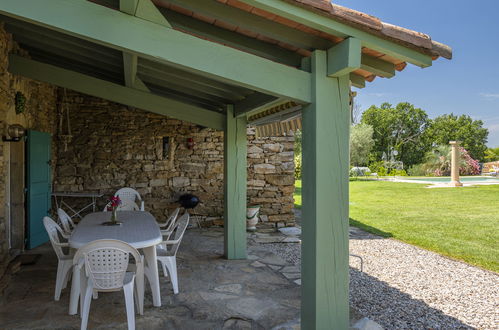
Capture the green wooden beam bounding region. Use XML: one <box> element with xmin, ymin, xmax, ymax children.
<box><xmin>361</xmin><ymin>55</ymin><xmax>395</xmax><ymax>78</ymax></box>
<box><xmin>327</xmin><ymin>38</ymin><xmax>361</xmax><ymax>77</ymax></box>
<box><xmin>301</xmin><ymin>51</ymin><xmax>350</xmax><ymax>329</ymax></box>
<box><xmin>138</xmin><ymin>66</ymin><xmax>243</xmax><ymax>101</ymax></box>
<box><xmin>134</xmin><ymin>0</ymin><xmax>171</xmax><ymax>27</ymax></box>
<box><xmin>3</xmin><ymin>20</ymin><xmax>122</xmax><ymax>61</ymax></box>
<box><xmin>119</xmin><ymin>0</ymin><xmax>138</xmax><ymax>15</ymax></box>
<box><xmin>238</xmin><ymin>0</ymin><xmax>433</xmax><ymax>68</ymax></box>
<box><xmin>123</xmin><ymin>52</ymin><xmax>150</xmax><ymax>91</ymax></box>
<box><xmin>9</xmin><ymin>55</ymin><xmax>225</xmax><ymax>130</ymax></box>
<box><xmin>141</xmin><ymin>74</ymin><xmax>231</xmax><ymax>104</ymax></box>
<box><xmin>234</xmin><ymin>93</ymin><xmax>278</xmax><ymax>118</ymax></box>
<box><xmin>350</xmin><ymin>73</ymin><xmax>366</xmax><ymax>89</ymax></box>
<box><xmin>120</xmin><ymin>0</ymin><xmax>171</xmax><ymax>27</ymax></box>
<box><xmin>162</xmin><ymin>0</ymin><xmax>332</xmax><ymax>50</ymax></box>
<box><xmin>0</xmin><ymin>0</ymin><xmax>311</xmax><ymax>103</ymax></box>
<box><xmin>138</xmin><ymin>59</ymin><xmax>249</xmax><ymax>98</ymax></box>
<box><xmin>224</xmin><ymin>104</ymin><xmax>247</xmax><ymax>260</ymax></box>
<box><xmin>161</xmin><ymin>9</ymin><xmax>302</xmax><ymax>67</ymax></box>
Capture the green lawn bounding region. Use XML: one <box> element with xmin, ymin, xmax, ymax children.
<box><xmin>294</xmin><ymin>179</ymin><xmax>499</xmax><ymax>272</ymax></box>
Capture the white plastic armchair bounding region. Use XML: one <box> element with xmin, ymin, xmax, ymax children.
<box><xmin>115</xmin><ymin>188</ymin><xmax>144</xmax><ymax>211</ymax></box>
<box><xmin>156</xmin><ymin>213</ymin><xmax>189</xmax><ymax>294</ymax></box>
<box><xmin>73</xmin><ymin>239</ymin><xmax>144</xmax><ymax>330</ymax></box>
<box><xmin>159</xmin><ymin>208</ymin><xmax>180</xmax><ymax>234</ymax></box>
<box><xmin>57</xmin><ymin>208</ymin><xmax>76</xmax><ymax>235</ymax></box>
<box><xmin>43</xmin><ymin>217</ymin><xmax>74</xmax><ymax>301</ymax></box>
<box><xmin>103</xmin><ymin>199</ymin><xmax>140</xmax><ymax>212</ymax></box>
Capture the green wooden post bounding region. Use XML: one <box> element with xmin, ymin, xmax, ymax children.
<box><xmin>301</xmin><ymin>50</ymin><xmax>350</xmax><ymax>329</ymax></box>
<box><xmin>224</xmin><ymin>105</ymin><xmax>248</xmax><ymax>259</ymax></box>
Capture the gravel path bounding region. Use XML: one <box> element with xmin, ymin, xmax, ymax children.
<box><xmin>259</xmin><ymin>228</ymin><xmax>499</xmax><ymax>330</ymax></box>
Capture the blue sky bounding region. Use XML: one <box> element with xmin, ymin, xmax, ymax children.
<box><xmin>334</xmin><ymin>0</ymin><xmax>499</xmax><ymax>147</ymax></box>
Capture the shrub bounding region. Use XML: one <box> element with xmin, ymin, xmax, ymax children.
<box><xmin>294</xmin><ymin>152</ymin><xmax>302</xmax><ymax>180</ymax></box>
<box><xmin>388</xmin><ymin>169</ymin><xmax>408</xmax><ymax>176</ymax></box>
<box><xmin>407</xmin><ymin>164</ymin><xmax>428</xmax><ymax>176</ymax></box>
<box><xmin>377</xmin><ymin>166</ymin><xmax>388</xmax><ymax>176</ymax></box>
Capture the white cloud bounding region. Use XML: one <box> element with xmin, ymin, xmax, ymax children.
<box><xmin>366</xmin><ymin>92</ymin><xmax>390</xmax><ymax>97</ymax></box>
<box><xmin>480</xmin><ymin>93</ymin><xmax>499</xmax><ymax>99</ymax></box>
<box><xmin>487</xmin><ymin>123</ymin><xmax>499</xmax><ymax>133</ymax></box>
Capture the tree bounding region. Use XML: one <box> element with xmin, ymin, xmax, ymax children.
<box><xmin>361</xmin><ymin>102</ymin><xmax>430</xmax><ymax>167</ymax></box>
<box><xmin>484</xmin><ymin>147</ymin><xmax>499</xmax><ymax>162</ymax></box>
<box><xmin>423</xmin><ymin>145</ymin><xmax>480</xmax><ymax>176</ymax></box>
<box><xmin>350</xmin><ymin>123</ymin><xmax>374</xmax><ymax>166</ymax></box>
<box><xmin>425</xmin><ymin>114</ymin><xmax>489</xmax><ymax>161</ymax></box>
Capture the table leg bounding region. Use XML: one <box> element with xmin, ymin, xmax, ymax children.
<box><xmin>142</xmin><ymin>246</ymin><xmax>161</xmax><ymax>307</ymax></box>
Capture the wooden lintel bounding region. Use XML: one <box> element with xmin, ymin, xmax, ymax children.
<box><xmin>361</xmin><ymin>55</ymin><xmax>395</xmax><ymax>78</ymax></box>
<box><xmin>349</xmin><ymin>73</ymin><xmax>365</xmax><ymax>89</ymax></box>
<box><xmin>327</xmin><ymin>38</ymin><xmax>361</xmax><ymax>77</ymax></box>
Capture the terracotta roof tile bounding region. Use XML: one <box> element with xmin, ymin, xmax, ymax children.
<box><xmin>281</xmin><ymin>0</ymin><xmax>451</xmax><ymax>59</ymax></box>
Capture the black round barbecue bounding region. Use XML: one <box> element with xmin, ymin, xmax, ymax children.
<box><xmin>177</xmin><ymin>193</ymin><xmax>200</xmax><ymax>209</ymax></box>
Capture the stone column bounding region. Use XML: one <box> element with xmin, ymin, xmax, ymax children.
<box><xmin>449</xmin><ymin>141</ymin><xmax>463</xmax><ymax>187</ymax></box>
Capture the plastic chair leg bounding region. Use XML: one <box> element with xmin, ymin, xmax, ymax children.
<box><xmin>80</xmin><ymin>280</ymin><xmax>93</xmax><ymax>330</ymax></box>
<box><xmin>164</xmin><ymin>256</ymin><xmax>178</xmax><ymax>294</ymax></box>
<box><xmin>123</xmin><ymin>280</ymin><xmax>136</xmax><ymax>330</ymax></box>
<box><xmin>61</xmin><ymin>262</ymin><xmax>72</xmax><ymax>290</ymax></box>
<box><xmin>54</xmin><ymin>260</ymin><xmax>65</xmax><ymax>301</ymax></box>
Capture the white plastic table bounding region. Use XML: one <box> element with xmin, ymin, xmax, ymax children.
<box><xmin>68</xmin><ymin>211</ymin><xmax>162</xmax><ymax>315</ymax></box>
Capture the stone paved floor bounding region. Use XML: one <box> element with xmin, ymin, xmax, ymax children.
<box><xmin>0</xmin><ymin>228</ymin><xmax>368</xmax><ymax>330</ymax></box>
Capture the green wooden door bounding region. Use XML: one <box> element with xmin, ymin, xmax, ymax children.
<box><xmin>26</xmin><ymin>130</ymin><xmax>51</xmax><ymax>249</ymax></box>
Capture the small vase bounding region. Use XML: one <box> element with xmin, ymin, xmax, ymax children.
<box><xmin>111</xmin><ymin>208</ymin><xmax>118</xmax><ymax>224</ymax></box>
<box><xmin>246</xmin><ymin>205</ymin><xmax>260</xmax><ymax>232</ymax></box>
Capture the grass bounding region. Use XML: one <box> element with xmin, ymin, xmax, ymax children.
<box><xmin>294</xmin><ymin>179</ymin><xmax>499</xmax><ymax>272</ymax></box>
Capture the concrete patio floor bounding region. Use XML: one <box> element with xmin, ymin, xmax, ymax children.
<box><xmin>0</xmin><ymin>228</ymin><xmax>368</xmax><ymax>329</ymax></box>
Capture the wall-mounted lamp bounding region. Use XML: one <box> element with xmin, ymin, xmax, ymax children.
<box><xmin>3</xmin><ymin>124</ymin><xmax>26</xmax><ymax>142</ymax></box>
<box><xmin>186</xmin><ymin>137</ymin><xmax>195</xmax><ymax>150</ymax></box>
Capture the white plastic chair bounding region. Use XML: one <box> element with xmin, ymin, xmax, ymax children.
<box><xmin>43</xmin><ymin>216</ymin><xmax>74</xmax><ymax>301</ymax></box>
<box><xmin>156</xmin><ymin>213</ymin><xmax>189</xmax><ymax>294</ymax></box>
<box><xmin>57</xmin><ymin>208</ymin><xmax>76</xmax><ymax>235</ymax></box>
<box><xmin>159</xmin><ymin>207</ymin><xmax>180</xmax><ymax>234</ymax></box>
<box><xmin>114</xmin><ymin>188</ymin><xmax>144</xmax><ymax>211</ymax></box>
<box><xmin>73</xmin><ymin>239</ymin><xmax>144</xmax><ymax>330</ymax></box>
<box><xmin>103</xmin><ymin>199</ymin><xmax>140</xmax><ymax>212</ymax></box>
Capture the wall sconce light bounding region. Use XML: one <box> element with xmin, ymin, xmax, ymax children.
<box><xmin>186</xmin><ymin>137</ymin><xmax>195</xmax><ymax>150</ymax></box>
<box><xmin>3</xmin><ymin>124</ymin><xmax>26</xmax><ymax>142</ymax></box>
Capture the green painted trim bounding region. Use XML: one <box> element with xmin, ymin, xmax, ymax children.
<box><xmin>361</xmin><ymin>55</ymin><xmax>395</xmax><ymax>78</ymax></box>
<box><xmin>119</xmin><ymin>0</ymin><xmax>138</xmax><ymax>15</ymax></box>
<box><xmin>134</xmin><ymin>0</ymin><xmax>172</xmax><ymax>27</ymax></box>
<box><xmin>301</xmin><ymin>51</ymin><xmax>350</xmax><ymax>329</ymax></box>
<box><xmin>350</xmin><ymin>73</ymin><xmax>366</xmax><ymax>89</ymax></box>
<box><xmin>238</xmin><ymin>0</ymin><xmax>433</xmax><ymax>68</ymax></box>
<box><xmin>224</xmin><ymin>105</ymin><xmax>248</xmax><ymax>260</ymax></box>
<box><xmin>161</xmin><ymin>9</ymin><xmax>302</xmax><ymax>67</ymax></box>
<box><xmin>9</xmin><ymin>55</ymin><xmax>225</xmax><ymax>130</ymax></box>
<box><xmin>123</xmin><ymin>53</ymin><xmax>150</xmax><ymax>91</ymax></box>
<box><xmin>327</xmin><ymin>38</ymin><xmax>361</xmax><ymax>77</ymax></box>
<box><xmin>0</xmin><ymin>0</ymin><xmax>311</xmax><ymax>103</ymax></box>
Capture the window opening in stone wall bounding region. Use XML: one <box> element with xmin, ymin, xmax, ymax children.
<box><xmin>162</xmin><ymin>137</ymin><xmax>170</xmax><ymax>160</ymax></box>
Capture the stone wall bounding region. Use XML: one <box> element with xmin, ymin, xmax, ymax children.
<box><xmin>0</xmin><ymin>23</ymin><xmax>58</xmax><ymax>280</ymax></box>
<box><xmin>55</xmin><ymin>92</ymin><xmax>295</xmax><ymax>227</ymax></box>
